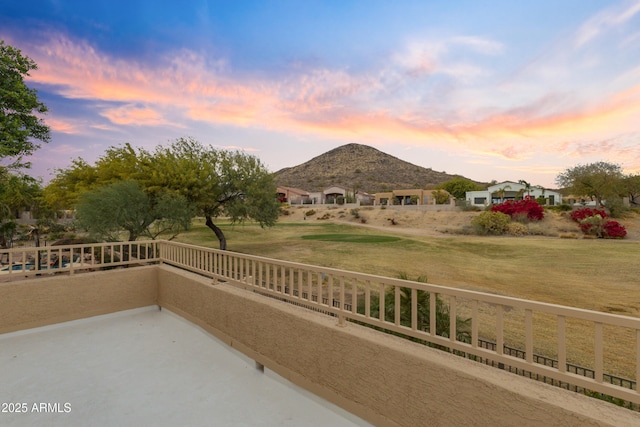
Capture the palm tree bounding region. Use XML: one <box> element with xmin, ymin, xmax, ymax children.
<box><xmin>518</xmin><ymin>180</ymin><xmax>532</xmax><ymax>197</ymax></box>
<box><xmin>494</xmin><ymin>185</ymin><xmax>511</xmax><ymax>203</ymax></box>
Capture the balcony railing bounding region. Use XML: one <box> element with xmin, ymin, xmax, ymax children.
<box><xmin>2</xmin><ymin>239</ymin><xmax>639</xmax><ymax>406</ymax></box>
<box><xmin>0</xmin><ymin>241</ymin><xmax>160</xmax><ymax>278</ymax></box>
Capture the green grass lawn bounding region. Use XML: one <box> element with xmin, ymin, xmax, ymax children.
<box><xmin>177</xmin><ymin>217</ymin><xmax>640</xmax><ymax>317</ymax></box>
<box><xmin>175</xmin><ymin>217</ymin><xmax>640</xmax><ymax>377</ymax></box>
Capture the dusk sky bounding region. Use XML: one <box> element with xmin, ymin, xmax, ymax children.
<box><xmin>2</xmin><ymin>0</ymin><xmax>640</xmax><ymax>188</ymax></box>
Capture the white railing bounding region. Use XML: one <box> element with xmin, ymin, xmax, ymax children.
<box><xmin>158</xmin><ymin>240</ymin><xmax>640</xmax><ymax>406</ymax></box>
<box><xmin>0</xmin><ymin>241</ymin><xmax>160</xmax><ymax>278</ymax></box>
<box><xmin>3</xmin><ymin>239</ymin><xmax>639</xmax><ymax>405</ymax></box>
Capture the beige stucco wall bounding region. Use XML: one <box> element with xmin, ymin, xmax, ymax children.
<box><xmin>156</xmin><ymin>266</ymin><xmax>640</xmax><ymax>427</ymax></box>
<box><xmin>2</xmin><ymin>265</ymin><xmax>639</xmax><ymax>426</ymax></box>
<box><xmin>0</xmin><ymin>266</ymin><xmax>157</xmax><ymax>334</ymax></box>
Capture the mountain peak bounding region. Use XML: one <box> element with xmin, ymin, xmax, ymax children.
<box><xmin>273</xmin><ymin>144</ymin><xmax>462</xmax><ymax>193</ymax></box>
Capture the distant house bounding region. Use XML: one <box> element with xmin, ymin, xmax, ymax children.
<box><xmin>303</xmin><ymin>186</ymin><xmax>371</xmax><ymax>205</ymax></box>
<box><xmin>465</xmin><ymin>181</ymin><xmax>562</xmax><ymax>207</ymax></box>
<box><xmin>374</xmin><ymin>189</ymin><xmax>455</xmax><ymax>206</ymax></box>
<box><xmin>323</xmin><ymin>186</ymin><xmax>348</xmax><ymax>204</ymax></box>
<box><xmin>276</xmin><ymin>186</ymin><xmax>310</xmax><ymax>204</ymax></box>
<box><xmin>356</xmin><ymin>191</ymin><xmax>375</xmax><ymax>206</ymax></box>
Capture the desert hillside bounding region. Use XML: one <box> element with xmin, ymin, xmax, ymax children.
<box><xmin>273</xmin><ymin>143</ymin><xmax>482</xmax><ymax>193</ymax></box>
<box><xmin>281</xmin><ymin>205</ymin><xmax>640</xmax><ymax>241</ymax></box>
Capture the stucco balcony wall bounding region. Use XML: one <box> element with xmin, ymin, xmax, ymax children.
<box><xmin>2</xmin><ymin>265</ymin><xmax>639</xmax><ymax>426</ymax></box>
<box><xmin>0</xmin><ymin>266</ymin><xmax>158</xmax><ymax>334</ymax></box>
<box><xmin>156</xmin><ymin>266</ymin><xmax>640</xmax><ymax>427</ymax></box>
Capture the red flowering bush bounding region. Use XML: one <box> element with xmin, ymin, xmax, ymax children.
<box><xmin>570</xmin><ymin>207</ymin><xmax>608</xmax><ymax>222</ymax></box>
<box><xmin>603</xmin><ymin>220</ymin><xmax>627</xmax><ymax>239</ymax></box>
<box><xmin>571</xmin><ymin>208</ymin><xmax>626</xmax><ymax>239</ymax></box>
<box><xmin>491</xmin><ymin>197</ymin><xmax>544</xmax><ymax>222</ymax></box>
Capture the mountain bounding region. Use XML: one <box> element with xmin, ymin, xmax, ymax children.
<box><xmin>273</xmin><ymin>143</ymin><xmax>467</xmax><ymax>193</ymax></box>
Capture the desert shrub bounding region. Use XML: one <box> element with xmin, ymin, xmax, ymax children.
<box><xmin>305</xmin><ymin>209</ymin><xmax>316</xmax><ymax>217</ymax></box>
<box><xmin>603</xmin><ymin>196</ymin><xmax>628</xmax><ymax>218</ymax></box>
<box><xmin>491</xmin><ymin>197</ymin><xmax>544</xmax><ymax>221</ymax></box>
<box><xmin>603</xmin><ymin>220</ymin><xmax>627</xmax><ymax>239</ymax></box>
<box><xmin>526</xmin><ymin>223</ymin><xmax>547</xmax><ymax>236</ymax></box>
<box><xmin>571</xmin><ymin>207</ymin><xmax>608</xmax><ymax>222</ymax></box>
<box><xmin>510</xmin><ymin>212</ymin><xmax>530</xmax><ymax>224</ymax></box>
<box><xmin>350</xmin><ymin>208</ymin><xmax>360</xmax><ymax>219</ymax></box>
<box><xmin>458</xmin><ymin>201</ymin><xmax>481</xmax><ymax>211</ymax></box>
<box><xmin>357</xmin><ymin>273</ymin><xmax>471</xmax><ymax>344</ymax></box>
<box><xmin>360</xmin><ymin>217</ymin><xmax>367</xmax><ymax>224</ymax></box>
<box><xmin>471</xmin><ymin>211</ymin><xmax>511</xmax><ymax>235</ymax></box>
<box><xmin>506</xmin><ymin>222</ymin><xmax>528</xmax><ymax>236</ymax></box>
<box><xmin>571</xmin><ymin>208</ymin><xmax>626</xmax><ymax>238</ymax></box>
<box><xmin>318</xmin><ymin>213</ymin><xmax>331</xmax><ymax>220</ymax></box>
<box><xmin>579</xmin><ymin>215</ymin><xmax>606</xmax><ymax>237</ymax></box>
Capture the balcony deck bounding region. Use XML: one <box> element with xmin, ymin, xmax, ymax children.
<box><xmin>0</xmin><ymin>306</ymin><xmax>369</xmax><ymax>427</ymax></box>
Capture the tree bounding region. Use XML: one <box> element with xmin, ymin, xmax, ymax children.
<box><xmin>437</xmin><ymin>177</ymin><xmax>483</xmax><ymax>200</ymax></box>
<box><xmin>75</xmin><ymin>180</ymin><xmax>193</xmax><ymax>241</ymax></box>
<box><xmin>46</xmin><ymin>138</ymin><xmax>280</xmax><ymax>249</ymax></box>
<box><xmin>0</xmin><ymin>169</ymin><xmax>42</xmax><ymax>248</ymax></box>
<box><xmin>518</xmin><ymin>180</ymin><xmax>532</xmax><ymax>197</ymax></box>
<box><xmin>147</xmin><ymin>138</ymin><xmax>280</xmax><ymax>250</ymax></box>
<box><xmin>623</xmin><ymin>174</ymin><xmax>640</xmax><ymax>206</ymax></box>
<box><xmin>556</xmin><ymin>162</ymin><xmax>625</xmax><ymax>212</ymax></box>
<box><xmin>493</xmin><ymin>185</ymin><xmax>511</xmax><ymax>203</ymax></box>
<box><xmin>0</xmin><ymin>40</ymin><xmax>50</xmax><ymax>165</ymax></box>
<box><xmin>431</xmin><ymin>189</ymin><xmax>450</xmax><ymax>205</ymax></box>
<box><xmin>43</xmin><ymin>158</ymin><xmax>100</xmax><ymax>211</ymax></box>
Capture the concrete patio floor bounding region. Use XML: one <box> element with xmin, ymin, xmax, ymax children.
<box><xmin>0</xmin><ymin>306</ymin><xmax>370</xmax><ymax>426</ymax></box>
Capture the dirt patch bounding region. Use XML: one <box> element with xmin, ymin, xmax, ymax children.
<box><xmin>283</xmin><ymin>205</ymin><xmax>640</xmax><ymax>241</ymax></box>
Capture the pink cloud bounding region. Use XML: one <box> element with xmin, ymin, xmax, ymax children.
<box><xmin>47</xmin><ymin>118</ymin><xmax>81</xmax><ymax>134</ymax></box>
<box><xmin>101</xmin><ymin>105</ymin><xmax>177</xmax><ymax>127</ymax></box>
<box><xmin>17</xmin><ymin>30</ymin><xmax>640</xmax><ymax>168</ymax></box>
<box><xmin>28</xmin><ymin>34</ymin><xmax>272</xmax><ymax>128</ymax></box>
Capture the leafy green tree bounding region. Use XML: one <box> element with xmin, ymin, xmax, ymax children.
<box><xmin>437</xmin><ymin>177</ymin><xmax>483</xmax><ymax>199</ymax></box>
<box><xmin>556</xmin><ymin>162</ymin><xmax>625</xmax><ymax>215</ymax></box>
<box><xmin>145</xmin><ymin>138</ymin><xmax>279</xmax><ymax>250</ymax></box>
<box><xmin>46</xmin><ymin>138</ymin><xmax>280</xmax><ymax>249</ymax></box>
<box><xmin>0</xmin><ymin>169</ymin><xmax>42</xmax><ymax>247</ymax></box>
<box><xmin>75</xmin><ymin>180</ymin><xmax>193</xmax><ymax>241</ymax></box>
<box><xmin>431</xmin><ymin>189</ymin><xmax>450</xmax><ymax>205</ymax></box>
<box><xmin>0</xmin><ymin>40</ymin><xmax>50</xmax><ymax>166</ymax></box>
<box><xmin>43</xmin><ymin>158</ymin><xmax>99</xmax><ymax>210</ymax></box>
<box><xmin>623</xmin><ymin>174</ymin><xmax>640</xmax><ymax>206</ymax></box>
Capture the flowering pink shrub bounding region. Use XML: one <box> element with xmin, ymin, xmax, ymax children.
<box><xmin>603</xmin><ymin>220</ymin><xmax>627</xmax><ymax>239</ymax></box>
<box><xmin>491</xmin><ymin>197</ymin><xmax>544</xmax><ymax>222</ymax></box>
<box><xmin>578</xmin><ymin>215</ymin><xmax>605</xmax><ymax>237</ymax></box>
<box><xmin>571</xmin><ymin>208</ymin><xmax>626</xmax><ymax>238</ymax></box>
<box><xmin>570</xmin><ymin>207</ymin><xmax>608</xmax><ymax>223</ymax></box>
